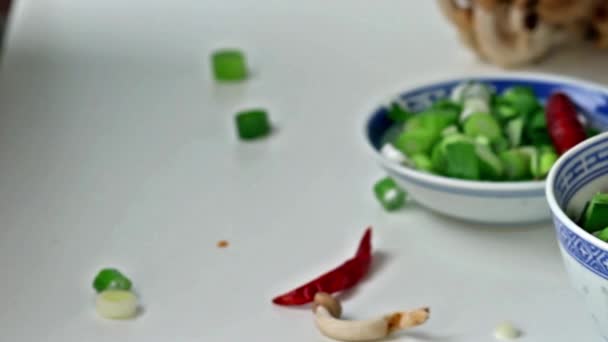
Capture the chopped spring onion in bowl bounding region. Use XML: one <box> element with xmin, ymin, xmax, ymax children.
<box><xmin>365</xmin><ymin>75</ymin><xmax>608</xmax><ymax>223</ymax></box>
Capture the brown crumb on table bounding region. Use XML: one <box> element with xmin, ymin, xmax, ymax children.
<box><xmin>217</xmin><ymin>240</ymin><xmax>229</xmax><ymax>248</ymax></box>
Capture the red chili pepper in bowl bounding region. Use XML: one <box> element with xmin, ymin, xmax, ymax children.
<box><xmin>272</xmin><ymin>227</ymin><xmax>373</xmax><ymax>306</ymax></box>
<box><xmin>545</xmin><ymin>92</ymin><xmax>588</xmax><ymax>155</ymax></box>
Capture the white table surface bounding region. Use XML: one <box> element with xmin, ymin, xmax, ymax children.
<box><xmin>1</xmin><ymin>1</ymin><xmax>608</xmax><ymax>341</ymax></box>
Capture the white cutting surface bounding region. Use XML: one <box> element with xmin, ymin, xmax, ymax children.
<box><xmin>0</xmin><ymin>0</ymin><xmax>607</xmax><ymax>341</ymax></box>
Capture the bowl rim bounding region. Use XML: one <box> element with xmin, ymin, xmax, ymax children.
<box><xmin>546</xmin><ymin>132</ymin><xmax>608</xmax><ymax>251</ymax></box>
<box><xmin>364</xmin><ymin>71</ymin><xmax>608</xmax><ymax>194</ymax></box>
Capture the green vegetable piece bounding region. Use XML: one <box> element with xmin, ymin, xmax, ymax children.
<box><xmin>411</xmin><ymin>154</ymin><xmax>433</xmax><ymax>172</ymax></box>
<box><xmin>373</xmin><ymin>177</ymin><xmax>406</xmax><ymax>211</ymax></box>
<box><xmin>432</xmin><ymin>99</ymin><xmax>462</xmax><ymax>113</ymax></box>
<box><xmin>495</xmin><ymin>101</ymin><xmax>519</xmax><ymax>120</ymax></box>
<box><xmin>476</xmin><ymin>143</ymin><xmax>503</xmax><ymax>180</ymax></box>
<box><xmin>506</xmin><ymin>118</ymin><xmax>525</xmax><ymax>148</ymax></box>
<box><xmin>444</xmin><ymin>141</ymin><xmax>480</xmax><ymax>180</ymax></box>
<box><xmin>431</xmin><ymin>142</ymin><xmax>447</xmax><ymax>174</ymax></box>
<box><xmin>499</xmin><ymin>150</ymin><xmax>531</xmax><ymax>181</ymax></box>
<box><xmin>501</xmin><ymin>86</ymin><xmax>540</xmax><ymax>116</ymax></box>
<box><xmin>492</xmin><ymin>137</ymin><xmax>510</xmax><ymax>153</ymax></box>
<box><xmin>387</xmin><ymin>102</ymin><xmax>412</xmax><ymax>122</ymax></box>
<box><xmin>586</xmin><ymin>127</ymin><xmax>601</xmax><ymax>138</ymax></box>
<box><xmin>463</xmin><ymin>113</ymin><xmax>502</xmax><ymax>141</ymax></box>
<box><xmin>406</xmin><ymin>110</ymin><xmax>459</xmax><ymax>133</ymax></box>
<box><xmin>475</xmin><ymin>135</ymin><xmax>491</xmax><ymax>146</ymax></box>
<box><xmin>539</xmin><ymin>150</ymin><xmax>557</xmax><ymax>178</ymax></box>
<box><xmin>394</xmin><ymin>129</ymin><xmax>437</xmax><ymax>156</ymax></box>
<box><xmin>518</xmin><ymin>146</ymin><xmax>540</xmax><ymax>179</ymax></box>
<box><xmin>235</xmin><ymin>109</ymin><xmax>271</xmax><ymax>140</ymax></box>
<box><xmin>593</xmin><ymin>227</ymin><xmax>608</xmax><ymax>242</ymax></box>
<box><xmin>212</xmin><ymin>49</ymin><xmax>248</xmax><ymax>81</ymax></box>
<box><xmin>582</xmin><ymin>193</ymin><xmax>608</xmax><ymax>233</ymax></box>
<box><xmin>93</xmin><ymin>268</ymin><xmax>132</xmax><ymax>293</ymax></box>
<box><xmin>526</xmin><ymin>109</ymin><xmax>551</xmax><ymax>145</ymax></box>
<box><xmin>441</xmin><ymin>125</ymin><xmax>460</xmax><ymax>137</ymax></box>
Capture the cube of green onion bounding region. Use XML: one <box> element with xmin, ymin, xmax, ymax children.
<box><xmin>235</xmin><ymin>109</ymin><xmax>271</xmax><ymax>140</ymax></box>
<box><xmin>395</xmin><ymin>129</ymin><xmax>437</xmax><ymax>156</ymax></box>
<box><xmin>373</xmin><ymin>177</ymin><xmax>406</xmax><ymax>211</ymax></box>
<box><xmin>494</xmin><ymin>101</ymin><xmax>519</xmax><ymax>120</ymax></box>
<box><xmin>506</xmin><ymin>117</ymin><xmax>525</xmax><ymax>148</ymax></box>
<box><xmin>411</xmin><ymin>154</ymin><xmax>433</xmax><ymax>172</ymax></box>
<box><xmin>93</xmin><ymin>268</ymin><xmax>132</xmax><ymax>293</ymax></box>
<box><xmin>432</xmin><ymin>99</ymin><xmax>462</xmax><ymax>113</ymax></box>
<box><xmin>539</xmin><ymin>150</ymin><xmax>557</xmax><ymax>178</ymax></box>
<box><xmin>387</xmin><ymin>102</ymin><xmax>412</xmax><ymax>122</ymax></box>
<box><xmin>476</xmin><ymin>143</ymin><xmax>503</xmax><ymax>180</ymax></box>
<box><xmin>582</xmin><ymin>193</ymin><xmax>608</xmax><ymax>232</ymax></box>
<box><xmin>406</xmin><ymin>110</ymin><xmax>459</xmax><ymax>134</ymax></box>
<box><xmin>593</xmin><ymin>227</ymin><xmax>608</xmax><ymax>242</ymax></box>
<box><xmin>500</xmin><ymin>149</ymin><xmax>531</xmax><ymax>181</ymax></box>
<box><xmin>441</xmin><ymin>125</ymin><xmax>460</xmax><ymax>138</ymax></box>
<box><xmin>526</xmin><ymin>110</ymin><xmax>551</xmax><ymax>145</ymax></box>
<box><xmin>518</xmin><ymin>146</ymin><xmax>540</xmax><ymax>179</ymax></box>
<box><xmin>492</xmin><ymin>137</ymin><xmax>509</xmax><ymax>153</ymax></box>
<box><xmin>501</xmin><ymin>86</ymin><xmax>540</xmax><ymax>116</ymax></box>
<box><xmin>463</xmin><ymin>113</ymin><xmax>502</xmax><ymax>142</ymax></box>
<box><xmin>212</xmin><ymin>49</ymin><xmax>248</xmax><ymax>81</ymax></box>
<box><xmin>444</xmin><ymin>141</ymin><xmax>480</xmax><ymax>180</ymax></box>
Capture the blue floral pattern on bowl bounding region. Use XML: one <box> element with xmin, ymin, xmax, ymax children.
<box><xmin>555</xmin><ymin>217</ymin><xmax>608</xmax><ymax>280</ymax></box>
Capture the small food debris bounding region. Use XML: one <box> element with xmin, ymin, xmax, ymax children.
<box><xmin>494</xmin><ymin>321</ymin><xmax>521</xmax><ymax>340</ymax></box>
<box><xmin>211</xmin><ymin>49</ymin><xmax>248</xmax><ymax>81</ymax></box>
<box><xmin>217</xmin><ymin>240</ymin><xmax>229</xmax><ymax>248</ymax></box>
<box><xmin>96</xmin><ymin>289</ymin><xmax>139</xmax><ymax>320</ymax></box>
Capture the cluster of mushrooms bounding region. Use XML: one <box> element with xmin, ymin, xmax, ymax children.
<box><xmin>437</xmin><ymin>0</ymin><xmax>608</xmax><ymax>67</ymax></box>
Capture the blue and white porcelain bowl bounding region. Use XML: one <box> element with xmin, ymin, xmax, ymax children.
<box><xmin>546</xmin><ymin>132</ymin><xmax>608</xmax><ymax>339</ymax></box>
<box><xmin>366</xmin><ymin>74</ymin><xmax>608</xmax><ymax>224</ymax></box>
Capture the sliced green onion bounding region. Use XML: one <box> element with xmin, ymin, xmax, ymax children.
<box><xmin>93</xmin><ymin>268</ymin><xmax>132</xmax><ymax>293</ymax></box>
<box><xmin>235</xmin><ymin>109</ymin><xmax>271</xmax><ymax>140</ymax></box>
<box><xmin>593</xmin><ymin>227</ymin><xmax>608</xmax><ymax>242</ymax></box>
<box><xmin>463</xmin><ymin>113</ymin><xmax>502</xmax><ymax>141</ymax></box>
<box><xmin>501</xmin><ymin>86</ymin><xmax>540</xmax><ymax>116</ymax></box>
<box><xmin>406</xmin><ymin>110</ymin><xmax>459</xmax><ymax>133</ymax></box>
<box><xmin>476</xmin><ymin>143</ymin><xmax>503</xmax><ymax>180</ymax></box>
<box><xmin>518</xmin><ymin>146</ymin><xmax>540</xmax><ymax>179</ymax></box>
<box><xmin>411</xmin><ymin>154</ymin><xmax>433</xmax><ymax>172</ymax></box>
<box><xmin>492</xmin><ymin>137</ymin><xmax>509</xmax><ymax>153</ymax></box>
<box><xmin>506</xmin><ymin>118</ymin><xmax>525</xmax><ymax>148</ymax></box>
<box><xmin>494</xmin><ymin>99</ymin><xmax>519</xmax><ymax>121</ymax></box>
<box><xmin>380</xmin><ymin>143</ymin><xmax>408</xmax><ymax>165</ymax></box>
<box><xmin>96</xmin><ymin>290</ymin><xmax>138</xmax><ymax>319</ymax></box>
<box><xmin>499</xmin><ymin>150</ymin><xmax>531</xmax><ymax>181</ymax></box>
<box><xmin>387</xmin><ymin>102</ymin><xmax>412</xmax><ymax>122</ymax></box>
<box><xmin>211</xmin><ymin>49</ymin><xmax>248</xmax><ymax>81</ymax></box>
<box><xmin>373</xmin><ymin>177</ymin><xmax>406</xmax><ymax>211</ymax></box>
<box><xmin>441</xmin><ymin>125</ymin><xmax>459</xmax><ymax>138</ymax></box>
<box><xmin>539</xmin><ymin>150</ymin><xmax>557</xmax><ymax>178</ymax></box>
<box><xmin>475</xmin><ymin>135</ymin><xmax>491</xmax><ymax>146</ymax></box>
<box><xmin>444</xmin><ymin>140</ymin><xmax>480</xmax><ymax>180</ymax></box>
<box><xmin>582</xmin><ymin>193</ymin><xmax>608</xmax><ymax>232</ymax></box>
<box><xmin>432</xmin><ymin>99</ymin><xmax>462</xmax><ymax>113</ymax></box>
<box><xmin>526</xmin><ymin>109</ymin><xmax>551</xmax><ymax>145</ymax></box>
<box><xmin>395</xmin><ymin>129</ymin><xmax>437</xmax><ymax>156</ymax></box>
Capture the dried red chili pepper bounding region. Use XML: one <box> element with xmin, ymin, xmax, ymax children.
<box><xmin>546</xmin><ymin>92</ymin><xmax>587</xmax><ymax>155</ymax></box>
<box><xmin>272</xmin><ymin>227</ymin><xmax>373</xmax><ymax>306</ymax></box>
